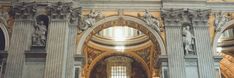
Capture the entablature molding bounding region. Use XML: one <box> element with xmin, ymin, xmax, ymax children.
<box><xmin>161</xmin><ymin>8</ymin><xmax>210</xmax><ymax>27</ymax></box>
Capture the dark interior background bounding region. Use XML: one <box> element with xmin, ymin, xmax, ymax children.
<box><xmin>0</xmin><ymin>28</ymin><xmax>5</xmax><ymax>50</ymax></box>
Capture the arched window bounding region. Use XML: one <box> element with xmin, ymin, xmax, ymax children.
<box><xmin>106</xmin><ymin>56</ymin><xmax>133</xmax><ymax>78</ymax></box>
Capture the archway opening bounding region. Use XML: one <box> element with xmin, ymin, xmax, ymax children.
<box><xmin>213</xmin><ymin>19</ymin><xmax>234</xmax><ymax>78</ymax></box>
<box><xmin>90</xmin><ymin>55</ymin><xmax>148</xmax><ymax>78</ymax></box>
<box><xmin>78</xmin><ymin>16</ymin><xmax>165</xmax><ymax>78</ymax></box>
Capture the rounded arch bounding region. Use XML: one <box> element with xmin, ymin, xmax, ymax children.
<box><xmin>77</xmin><ymin>16</ymin><xmax>166</xmax><ymax>55</ymax></box>
<box><xmin>212</xmin><ymin>19</ymin><xmax>234</xmax><ymax>55</ymax></box>
<box><xmin>86</xmin><ymin>52</ymin><xmax>151</xmax><ymax>78</ymax></box>
<box><xmin>0</xmin><ymin>17</ymin><xmax>9</xmax><ymax>50</ymax></box>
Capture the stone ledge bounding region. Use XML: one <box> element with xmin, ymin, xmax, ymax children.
<box><xmin>74</xmin><ymin>54</ymin><xmax>84</xmax><ymax>62</ymax></box>
<box><xmin>213</xmin><ymin>55</ymin><xmax>223</xmax><ymax>62</ymax></box>
<box><xmin>25</xmin><ymin>49</ymin><xmax>46</xmax><ymax>58</ymax></box>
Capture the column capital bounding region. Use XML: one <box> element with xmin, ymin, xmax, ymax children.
<box><xmin>161</xmin><ymin>8</ymin><xmax>184</xmax><ymax>26</ymax></box>
<box><xmin>47</xmin><ymin>2</ymin><xmax>72</xmax><ymax>20</ymax></box>
<box><xmin>10</xmin><ymin>2</ymin><xmax>37</xmax><ymax>20</ymax></box>
<box><xmin>189</xmin><ymin>9</ymin><xmax>210</xmax><ymax>26</ymax></box>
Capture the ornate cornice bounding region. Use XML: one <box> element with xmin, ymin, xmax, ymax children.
<box><xmin>161</xmin><ymin>8</ymin><xmax>210</xmax><ymax>27</ymax></box>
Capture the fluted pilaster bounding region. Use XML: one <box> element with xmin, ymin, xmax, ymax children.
<box><xmin>4</xmin><ymin>20</ymin><xmax>33</xmax><ymax>78</ymax></box>
<box><xmin>190</xmin><ymin>9</ymin><xmax>217</xmax><ymax>78</ymax></box>
<box><xmin>43</xmin><ymin>20</ymin><xmax>69</xmax><ymax>78</ymax></box>
<box><xmin>65</xmin><ymin>25</ymin><xmax>77</xmax><ymax>78</ymax></box>
<box><xmin>165</xmin><ymin>26</ymin><xmax>186</xmax><ymax>78</ymax></box>
<box><xmin>194</xmin><ymin>27</ymin><xmax>216</xmax><ymax>78</ymax></box>
<box><xmin>162</xmin><ymin>9</ymin><xmax>186</xmax><ymax>78</ymax></box>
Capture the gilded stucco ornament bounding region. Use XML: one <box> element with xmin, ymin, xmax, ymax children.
<box><xmin>142</xmin><ymin>10</ymin><xmax>163</xmax><ymax>33</ymax></box>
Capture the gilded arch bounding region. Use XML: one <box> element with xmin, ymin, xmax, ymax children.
<box><xmin>77</xmin><ymin>15</ymin><xmax>166</xmax><ymax>55</ymax></box>
<box><xmin>77</xmin><ymin>15</ymin><xmax>167</xmax><ymax>78</ymax></box>
<box><xmin>212</xmin><ymin>19</ymin><xmax>234</xmax><ymax>55</ymax></box>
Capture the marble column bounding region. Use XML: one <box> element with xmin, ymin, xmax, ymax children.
<box><xmin>162</xmin><ymin>9</ymin><xmax>186</xmax><ymax>78</ymax></box>
<box><xmin>4</xmin><ymin>21</ymin><xmax>34</xmax><ymax>78</ymax></box>
<box><xmin>43</xmin><ymin>20</ymin><xmax>69</xmax><ymax>78</ymax></box>
<box><xmin>190</xmin><ymin>9</ymin><xmax>217</xmax><ymax>78</ymax></box>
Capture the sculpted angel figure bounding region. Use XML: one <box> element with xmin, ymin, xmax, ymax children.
<box><xmin>143</xmin><ymin>10</ymin><xmax>161</xmax><ymax>32</ymax></box>
<box><xmin>182</xmin><ymin>25</ymin><xmax>195</xmax><ymax>55</ymax></box>
<box><xmin>214</xmin><ymin>12</ymin><xmax>230</xmax><ymax>31</ymax></box>
<box><xmin>80</xmin><ymin>9</ymin><xmax>101</xmax><ymax>30</ymax></box>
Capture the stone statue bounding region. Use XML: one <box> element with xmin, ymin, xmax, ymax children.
<box><xmin>80</xmin><ymin>9</ymin><xmax>101</xmax><ymax>30</ymax></box>
<box><xmin>143</xmin><ymin>10</ymin><xmax>161</xmax><ymax>32</ymax></box>
<box><xmin>182</xmin><ymin>25</ymin><xmax>196</xmax><ymax>55</ymax></box>
<box><xmin>214</xmin><ymin>12</ymin><xmax>230</xmax><ymax>31</ymax></box>
<box><xmin>70</xmin><ymin>7</ymin><xmax>82</xmax><ymax>25</ymax></box>
<box><xmin>32</xmin><ymin>21</ymin><xmax>47</xmax><ymax>47</ymax></box>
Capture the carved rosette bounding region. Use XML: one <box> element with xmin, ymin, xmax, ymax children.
<box><xmin>47</xmin><ymin>2</ymin><xmax>72</xmax><ymax>20</ymax></box>
<box><xmin>10</xmin><ymin>2</ymin><xmax>37</xmax><ymax>19</ymax></box>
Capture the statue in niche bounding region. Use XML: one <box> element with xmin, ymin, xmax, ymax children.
<box><xmin>32</xmin><ymin>21</ymin><xmax>47</xmax><ymax>47</ymax></box>
<box><xmin>182</xmin><ymin>24</ymin><xmax>196</xmax><ymax>55</ymax></box>
<box><xmin>80</xmin><ymin>9</ymin><xmax>101</xmax><ymax>30</ymax></box>
<box><xmin>214</xmin><ymin>12</ymin><xmax>231</xmax><ymax>31</ymax></box>
<box><xmin>143</xmin><ymin>9</ymin><xmax>161</xmax><ymax>32</ymax></box>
